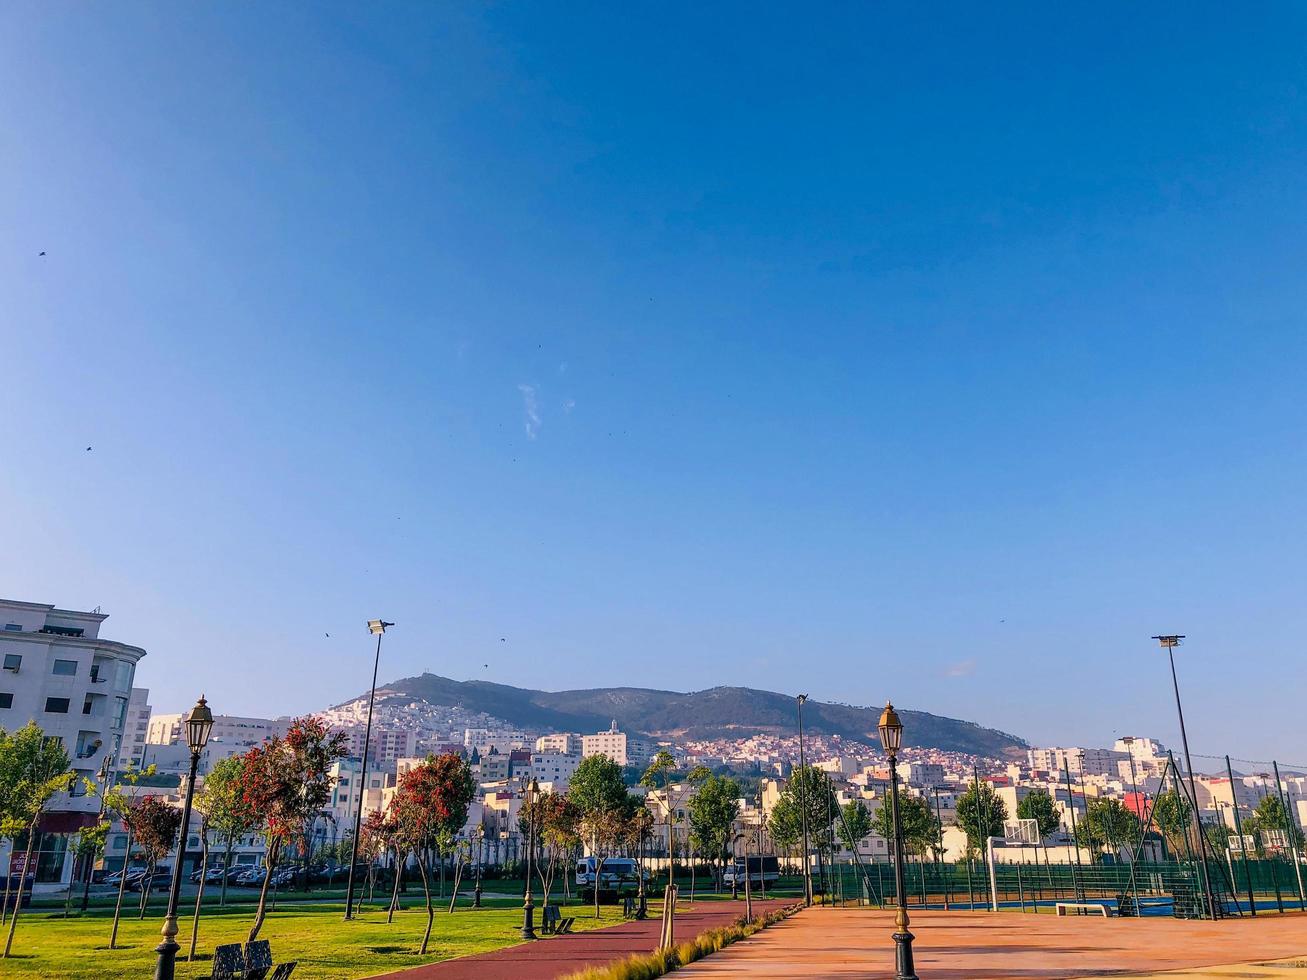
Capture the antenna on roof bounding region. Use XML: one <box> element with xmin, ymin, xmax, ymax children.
<box><xmin>92</xmin><ymin>606</ymin><xmax>103</xmax><ymax>615</ymax></box>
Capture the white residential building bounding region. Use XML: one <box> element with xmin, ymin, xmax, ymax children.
<box><xmin>0</xmin><ymin>598</ymin><xmax>147</xmax><ymax>885</ymax></box>
<box><xmin>148</xmin><ymin>712</ymin><xmax>281</xmax><ymax>749</ymax></box>
<box><xmin>582</xmin><ymin>721</ymin><xmax>652</xmax><ymax>768</ymax></box>
<box><xmin>117</xmin><ymin>687</ymin><xmax>152</xmax><ymax>770</ymax></box>
<box><xmin>535</xmin><ymin>732</ymin><xmax>582</xmax><ymax>755</ymax></box>
<box><xmin>530</xmin><ymin>751</ymin><xmax>582</xmax><ymax>788</ymax></box>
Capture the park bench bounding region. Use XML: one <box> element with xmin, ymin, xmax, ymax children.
<box><xmin>1055</xmin><ymin>901</ymin><xmax>1113</xmax><ymax>917</ymax></box>
<box><xmin>205</xmin><ymin>940</ymin><xmax>297</xmax><ymax>979</ymax></box>
<box><xmin>541</xmin><ymin>905</ymin><xmax>577</xmax><ymax>935</ymax></box>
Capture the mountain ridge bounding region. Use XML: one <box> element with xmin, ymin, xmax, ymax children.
<box><xmin>356</xmin><ymin>673</ymin><xmax>1028</xmax><ymax>758</ymax></box>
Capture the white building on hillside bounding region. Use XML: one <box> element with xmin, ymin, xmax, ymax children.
<box><xmin>582</xmin><ymin>721</ymin><xmax>652</xmax><ymax>768</ymax></box>
<box><xmin>0</xmin><ymin>598</ymin><xmax>147</xmax><ymax>885</ymax></box>
<box><xmin>117</xmin><ymin>687</ymin><xmax>152</xmax><ymax>770</ymax></box>
<box><xmin>148</xmin><ymin>711</ymin><xmax>281</xmax><ymax>749</ymax></box>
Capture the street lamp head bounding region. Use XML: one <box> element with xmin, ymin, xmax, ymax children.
<box><xmin>185</xmin><ymin>694</ymin><xmax>214</xmax><ymax>756</ymax></box>
<box><xmin>878</xmin><ymin>700</ymin><xmax>904</xmax><ymax>756</ymax></box>
<box><xmin>368</xmin><ymin>619</ymin><xmax>395</xmax><ymax>636</ymax></box>
<box><xmin>1152</xmin><ymin>634</ymin><xmax>1184</xmax><ymax>648</ymax></box>
<box><xmin>796</xmin><ymin>693</ymin><xmax>808</xmax><ymax>705</ymax></box>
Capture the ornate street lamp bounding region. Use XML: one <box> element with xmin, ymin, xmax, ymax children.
<box><xmin>155</xmin><ymin>695</ymin><xmax>213</xmax><ymax>980</ymax></box>
<box><xmin>878</xmin><ymin>701</ymin><xmax>917</xmax><ymax>980</ymax></box>
<box><xmin>345</xmin><ymin>618</ymin><xmax>393</xmax><ymax>920</ymax></box>
<box><xmin>521</xmin><ymin>777</ymin><xmax>539</xmax><ymax>939</ymax></box>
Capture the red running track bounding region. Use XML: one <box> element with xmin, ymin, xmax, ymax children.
<box><xmin>369</xmin><ymin>899</ymin><xmax>789</xmax><ymax>980</ymax></box>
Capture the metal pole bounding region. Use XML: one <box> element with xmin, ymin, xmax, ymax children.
<box><xmin>521</xmin><ymin>783</ymin><xmax>536</xmax><ymax>938</ymax></box>
<box><xmin>1225</xmin><ymin>756</ymin><xmax>1256</xmax><ymax>916</ymax></box>
<box><xmin>1062</xmin><ymin>760</ymin><xmax>1084</xmax><ymax>901</ymax></box>
<box><xmin>344</xmin><ymin>622</ymin><xmax>388</xmax><ymax>920</ymax></box>
<box><xmin>796</xmin><ymin>695</ymin><xmax>812</xmax><ymax>906</ymax></box>
<box><xmin>887</xmin><ymin>751</ymin><xmax>918</xmax><ymax>980</ymax></box>
<box><xmin>1273</xmin><ymin>761</ymin><xmax>1305</xmax><ymax>905</ymax></box>
<box><xmin>153</xmin><ymin>750</ymin><xmax>200</xmax><ymax>980</ymax></box>
<box><xmin>934</xmin><ymin>787</ymin><xmax>948</xmax><ymax>910</ymax></box>
<box><xmin>81</xmin><ymin>755</ymin><xmax>113</xmax><ymax>913</ymax></box>
<box><xmin>1157</xmin><ymin>637</ymin><xmax>1217</xmax><ymax>918</ymax></box>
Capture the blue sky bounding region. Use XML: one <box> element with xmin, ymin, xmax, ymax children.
<box><xmin>3</xmin><ymin>4</ymin><xmax>1306</xmax><ymax>763</ymax></box>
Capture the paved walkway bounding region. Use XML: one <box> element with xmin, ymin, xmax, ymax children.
<box><xmin>672</xmin><ymin>907</ymin><xmax>1307</xmax><ymax>979</ymax></box>
<box><xmin>370</xmin><ymin>899</ymin><xmax>787</xmax><ymax>980</ymax></box>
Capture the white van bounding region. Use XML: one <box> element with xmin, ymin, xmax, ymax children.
<box><xmin>575</xmin><ymin>857</ymin><xmax>642</xmax><ymax>895</ymax></box>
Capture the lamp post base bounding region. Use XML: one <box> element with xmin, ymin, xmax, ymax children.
<box><xmin>521</xmin><ymin>899</ymin><xmax>536</xmax><ymax>939</ymax></box>
<box><xmin>154</xmin><ymin>913</ymin><xmax>180</xmax><ymax>980</ymax></box>
<box><xmin>892</xmin><ymin>928</ymin><xmax>917</xmax><ymax>980</ymax></box>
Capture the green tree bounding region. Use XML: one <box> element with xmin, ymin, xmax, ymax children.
<box><xmin>777</xmin><ymin>767</ymin><xmax>839</xmax><ymax>856</ymax></box>
<box><xmin>2</xmin><ymin>723</ymin><xmax>72</xmax><ymax>958</ymax></box>
<box><xmin>871</xmin><ymin>793</ymin><xmax>940</xmax><ymax>857</ymax></box>
<box><xmin>836</xmin><ymin>799</ymin><xmax>873</xmax><ymax>855</ymax></box>
<box><xmin>1076</xmin><ymin>798</ymin><xmax>1139</xmax><ymax>860</ymax></box>
<box><xmin>1150</xmin><ymin>789</ymin><xmax>1192</xmax><ymax>858</ymax></box>
<box><xmin>568</xmin><ymin>754</ymin><xmax>637</xmax><ymax>918</ymax></box>
<box><xmin>687</xmin><ymin>774</ymin><xmax>740</xmax><ymax>885</ymax></box>
<box><xmin>767</xmin><ymin>793</ymin><xmax>802</xmax><ymax>862</ymax></box>
<box><xmin>1247</xmin><ymin>794</ymin><xmax>1305</xmax><ymax>850</ymax></box>
<box><xmin>1016</xmin><ymin>789</ymin><xmax>1061</xmax><ymax>840</ymax></box>
<box><xmin>237</xmin><ymin>716</ymin><xmax>347</xmax><ymax>942</ymax></box>
<box><xmin>95</xmin><ymin>764</ymin><xmax>158</xmax><ymax>948</ymax></box>
<box><xmin>640</xmin><ymin>750</ymin><xmax>680</xmax><ymax>881</ymax></box>
<box><xmin>197</xmin><ymin>756</ymin><xmax>258</xmax><ymax>908</ymax></box>
<box><xmin>955</xmin><ymin>781</ymin><xmax>1009</xmax><ymax>855</ymax></box>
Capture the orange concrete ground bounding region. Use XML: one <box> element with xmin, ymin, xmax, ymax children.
<box><xmin>673</xmin><ymin>907</ymin><xmax>1307</xmax><ymax>979</ymax></box>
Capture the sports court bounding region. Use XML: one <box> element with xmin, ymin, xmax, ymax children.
<box><xmin>673</xmin><ymin>906</ymin><xmax>1307</xmax><ymax>978</ymax></box>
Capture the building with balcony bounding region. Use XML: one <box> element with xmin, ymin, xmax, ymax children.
<box><xmin>0</xmin><ymin>598</ymin><xmax>147</xmax><ymax>885</ymax></box>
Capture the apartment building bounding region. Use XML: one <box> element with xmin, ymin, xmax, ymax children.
<box><xmin>535</xmin><ymin>732</ymin><xmax>582</xmax><ymax>754</ymax></box>
<box><xmin>582</xmin><ymin>721</ymin><xmax>652</xmax><ymax>768</ymax></box>
<box><xmin>116</xmin><ymin>687</ymin><xmax>152</xmax><ymax>770</ymax></box>
<box><xmin>0</xmin><ymin>598</ymin><xmax>147</xmax><ymax>884</ymax></box>
<box><xmin>148</xmin><ymin>711</ymin><xmax>280</xmax><ymax>749</ymax></box>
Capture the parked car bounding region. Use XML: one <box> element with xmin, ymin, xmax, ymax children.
<box><xmin>191</xmin><ymin>865</ymin><xmax>230</xmax><ymax>884</ymax></box>
<box><xmin>234</xmin><ymin>867</ymin><xmax>267</xmax><ymax>887</ymax></box>
<box><xmin>722</xmin><ymin>855</ymin><xmax>781</xmax><ymax>888</ymax></box>
<box><xmin>575</xmin><ymin>857</ymin><xmax>643</xmax><ymax>896</ymax></box>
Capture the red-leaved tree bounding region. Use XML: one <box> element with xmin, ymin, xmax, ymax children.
<box><xmin>130</xmin><ymin>796</ymin><xmax>183</xmax><ymax>919</ymax></box>
<box><xmin>389</xmin><ymin>754</ymin><xmax>475</xmax><ymax>954</ymax></box>
<box><xmin>238</xmin><ymin>716</ymin><xmax>346</xmax><ymax>941</ymax></box>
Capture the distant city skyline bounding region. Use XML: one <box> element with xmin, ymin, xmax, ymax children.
<box><xmin>5</xmin><ymin>5</ymin><xmax>1307</xmax><ymax>762</ymax></box>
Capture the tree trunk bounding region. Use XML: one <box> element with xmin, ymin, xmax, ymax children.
<box><xmin>247</xmin><ymin>837</ymin><xmax>280</xmax><ymax>943</ymax></box>
<box><xmin>2</xmin><ymin>825</ymin><xmax>39</xmax><ymax>958</ymax></box>
<box><xmin>109</xmin><ymin>826</ymin><xmax>134</xmax><ymax>948</ymax></box>
<box><xmin>447</xmin><ymin>855</ymin><xmax>464</xmax><ymax>914</ymax></box>
<box><xmin>221</xmin><ymin>833</ymin><xmax>233</xmax><ymax>908</ymax></box>
<box><xmin>593</xmin><ymin>856</ymin><xmax>603</xmax><ymax>920</ymax></box>
<box><xmin>415</xmin><ymin>855</ymin><xmax>434</xmax><ymax>955</ymax></box>
<box><xmin>138</xmin><ymin>860</ymin><xmax>154</xmax><ymax>919</ymax></box>
<box><xmin>387</xmin><ymin>848</ymin><xmax>403</xmax><ymax>923</ymax></box>
<box><xmin>188</xmin><ymin>836</ymin><xmax>209</xmax><ymax>960</ymax></box>
<box><xmin>0</xmin><ymin>842</ymin><xmax>12</xmax><ymax>928</ymax></box>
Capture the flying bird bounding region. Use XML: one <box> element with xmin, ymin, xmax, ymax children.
<box><xmin>39</xmin><ymin>251</ymin><xmax>46</xmax><ymax>257</ymax></box>
<box><xmin>325</xmin><ymin>633</ymin><xmax>330</xmax><ymax>638</ymax></box>
<box><xmin>85</xmin><ymin>446</ymin><xmax>92</xmax><ymax>452</ymax></box>
<box><xmin>500</xmin><ymin>637</ymin><xmax>506</xmax><ymax>642</ymax></box>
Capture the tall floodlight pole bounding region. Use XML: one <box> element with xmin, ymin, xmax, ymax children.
<box><xmin>1152</xmin><ymin>635</ymin><xmax>1217</xmax><ymax>918</ymax></box>
<box><xmin>796</xmin><ymin>694</ymin><xmax>813</xmax><ymax>906</ymax></box>
<box><xmin>879</xmin><ymin>702</ymin><xmax>918</xmax><ymax>980</ymax></box>
<box><xmin>344</xmin><ymin>619</ymin><xmax>393</xmax><ymax>920</ymax></box>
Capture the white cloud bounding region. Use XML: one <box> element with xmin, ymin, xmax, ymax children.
<box><xmin>518</xmin><ymin>384</ymin><xmax>541</xmax><ymax>439</ymax></box>
<box><xmin>943</xmin><ymin>659</ymin><xmax>976</xmax><ymax>678</ymax></box>
<box><xmin>563</xmin><ymin>398</ymin><xmax>576</xmax><ymax>414</ymax></box>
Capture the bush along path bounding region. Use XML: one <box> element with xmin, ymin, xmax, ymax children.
<box><xmin>562</xmin><ymin>904</ymin><xmax>803</xmax><ymax>980</ymax></box>
<box><xmin>371</xmin><ymin>899</ymin><xmax>792</xmax><ymax>980</ymax></box>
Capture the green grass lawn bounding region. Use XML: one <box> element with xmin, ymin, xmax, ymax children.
<box><xmin>0</xmin><ymin>899</ymin><xmax>624</xmax><ymax>979</ymax></box>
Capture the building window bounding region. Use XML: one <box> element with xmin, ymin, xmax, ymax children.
<box><xmin>40</xmin><ymin>625</ymin><xmax>84</xmax><ymax>637</ymax></box>
<box><xmin>112</xmin><ymin>835</ymin><xmax>127</xmax><ymax>849</ymax></box>
<box><xmin>0</xmin><ymin>693</ymin><xmax>11</xmax><ymax>709</ymax></box>
<box><xmin>44</xmin><ymin>697</ymin><xmax>70</xmax><ymax>714</ymax></box>
<box><xmin>2</xmin><ymin>654</ymin><xmax>20</xmax><ymax>671</ymax></box>
<box><xmin>53</xmin><ymin>659</ymin><xmax>78</xmax><ymax>676</ymax></box>
<box><xmin>3</xmin><ymin>624</ymin><xmax>21</xmax><ymax>631</ymax></box>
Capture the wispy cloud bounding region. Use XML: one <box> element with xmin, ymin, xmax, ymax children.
<box><xmin>943</xmin><ymin>659</ymin><xmax>976</xmax><ymax>678</ymax></box>
<box><xmin>563</xmin><ymin>398</ymin><xmax>576</xmax><ymax>414</ymax></box>
<box><xmin>518</xmin><ymin>384</ymin><xmax>541</xmax><ymax>439</ymax></box>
